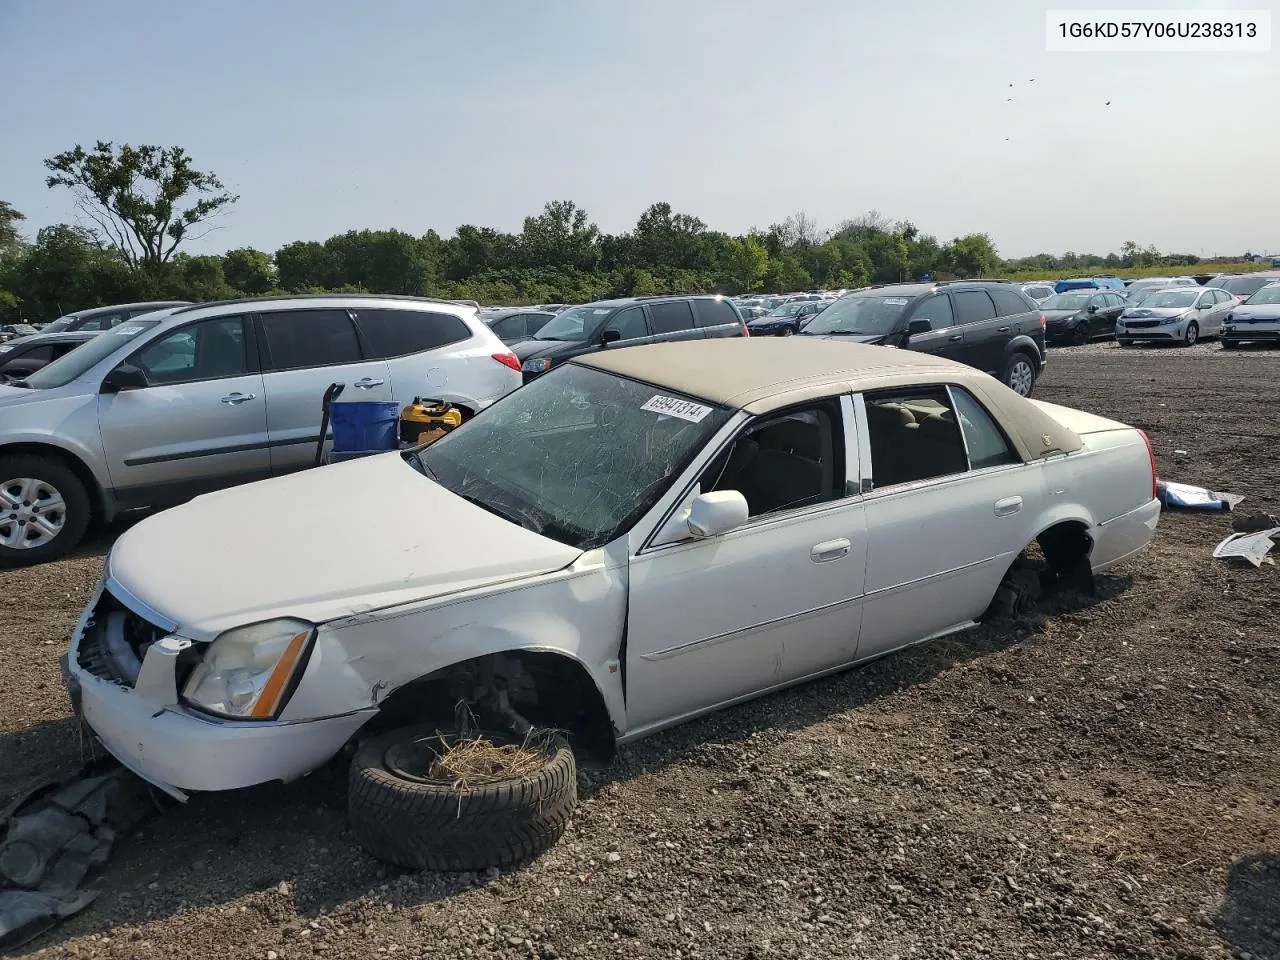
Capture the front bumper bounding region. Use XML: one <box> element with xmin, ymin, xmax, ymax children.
<box><xmin>64</xmin><ymin>580</ymin><xmax>375</xmax><ymax>798</ymax></box>
<box><xmin>1222</xmin><ymin>323</ymin><xmax>1280</xmax><ymax>343</ymax></box>
<box><xmin>1116</xmin><ymin>322</ymin><xmax>1182</xmax><ymax>341</ymax></box>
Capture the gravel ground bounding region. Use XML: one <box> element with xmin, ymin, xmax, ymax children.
<box><xmin>2</xmin><ymin>344</ymin><xmax>1279</xmax><ymax>960</ymax></box>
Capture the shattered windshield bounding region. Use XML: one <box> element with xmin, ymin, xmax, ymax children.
<box><xmin>412</xmin><ymin>364</ymin><xmax>731</xmax><ymax>550</ymax></box>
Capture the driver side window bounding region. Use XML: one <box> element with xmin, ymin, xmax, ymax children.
<box><xmin>129</xmin><ymin>317</ymin><xmax>249</xmax><ymax>386</ymax></box>
<box><xmin>606</xmin><ymin>307</ymin><xmax>648</xmax><ymax>341</ymax></box>
<box><xmin>700</xmin><ymin>401</ymin><xmax>844</xmax><ymax>519</ymax></box>
<box><xmin>907</xmin><ymin>295</ymin><xmax>954</xmax><ymax>330</ymax></box>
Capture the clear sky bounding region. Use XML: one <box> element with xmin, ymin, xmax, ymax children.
<box><xmin>1</xmin><ymin>0</ymin><xmax>1276</xmax><ymax>259</ymax></box>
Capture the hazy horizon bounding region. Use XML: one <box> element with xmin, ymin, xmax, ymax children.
<box><xmin>2</xmin><ymin>0</ymin><xmax>1276</xmax><ymax>259</ymax></box>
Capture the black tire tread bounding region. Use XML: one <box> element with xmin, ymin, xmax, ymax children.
<box><xmin>348</xmin><ymin>726</ymin><xmax>577</xmax><ymax>871</ymax></box>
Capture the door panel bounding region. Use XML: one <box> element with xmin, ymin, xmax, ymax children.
<box><xmin>950</xmin><ymin>290</ymin><xmax>1002</xmax><ymax>372</ymax></box>
<box><xmin>903</xmin><ymin>294</ymin><xmax>967</xmax><ymax>363</ymax></box>
<box><xmin>254</xmin><ymin>309</ymin><xmax>394</xmax><ymax>473</ymax></box>
<box><xmin>625</xmin><ymin>502</ymin><xmax>868</xmax><ymax>733</ymax></box>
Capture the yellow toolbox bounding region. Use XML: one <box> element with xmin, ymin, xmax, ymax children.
<box><xmin>399</xmin><ymin>398</ymin><xmax>463</xmax><ymax>446</ymax></box>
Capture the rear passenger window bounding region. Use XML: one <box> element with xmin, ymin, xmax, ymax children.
<box><xmin>990</xmin><ymin>288</ymin><xmax>1035</xmax><ymax>317</ymax></box>
<box><xmin>693</xmin><ymin>298</ymin><xmax>741</xmax><ymax>328</ymax></box>
<box><xmin>648</xmin><ymin>301</ymin><xmax>695</xmax><ymax>334</ymax></box>
<box><xmin>952</xmin><ymin>291</ymin><xmax>998</xmax><ymax>325</ymax></box>
<box><xmin>355</xmin><ymin>308</ymin><xmax>471</xmax><ymax>358</ymax></box>
<box><xmin>259</xmin><ymin>309</ymin><xmax>363</xmax><ymax>370</ymax></box>
<box><xmin>863</xmin><ymin>388</ymin><xmax>969</xmax><ymax>488</ymax></box>
<box><xmin>950</xmin><ymin>388</ymin><xmax>1018</xmax><ymax>469</ymax></box>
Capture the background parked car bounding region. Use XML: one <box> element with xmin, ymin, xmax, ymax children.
<box><xmin>0</xmin><ymin>331</ymin><xmax>97</xmax><ymax>381</ymax></box>
<box><xmin>1208</xmin><ymin>271</ymin><xmax>1280</xmax><ymax>303</ymax></box>
<box><xmin>1054</xmin><ymin>276</ymin><xmax>1126</xmax><ymax>293</ymax></box>
<box><xmin>1121</xmin><ymin>277</ymin><xmax>1198</xmax><ymax>303</ymax></box>
<box><xmin>798</xmin><ymin>281</ymin><xmax>1047</xmax><ymax>396</ymax></box>
<box><xmin>0</xmin><ymin>323</ymin><xmax>40</xmax><ymax>343</ymax></box>
<box><xmin>0</xmin><ymin>295</ymin><xmax>520</xmax><ymax>567</ymax></box>
<box><xmin>1116</xmin><ymin>286</ymin><xmax>1233</xmax><ymax>346</ymax></box>
<box><xmin>747</xmin><ymin>299</ymin><xmax>827</xmax><ymax>336</ymax></box>
<box><xmin>1018</xmin><ymin>282</ymin><xmax>1057</xmax><ymax>304</ymax></box>
<box><xmin>512</xmin><ymin>294</ymin><xmax>747</xmax><ymax>382</ymax></box>
<box><xmin>31</xmin><ymin>301</ymin><xmax>193</xmax><ymax>338</ymax></box>
<box><xmin>1221</xmin><ymin>281</ymin><xmax>1280</xmax><ymax>349</ymax></box>
<box><xmin>480</xmin><ymin>308</ymin><xmax>556</xmax><ymax>344</ymax></box>
<box><xmin>737</xmin><ymin>305</ymin><xmax>770</xmax><ymax>322</ymax></box>
<box><xmin>1040</xmin><ymin>290</ymin><xmax>1126</xmax><ymax>345</ymax></box>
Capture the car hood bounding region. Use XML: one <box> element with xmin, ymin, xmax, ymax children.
<box><xmin>1233</xmin><ymin>305</ymin><xmax>1280</xmax><ymax>320</ymax></box>
<box><xmin>106</xmin><ymin>453</ymin><xmax>583</xmax><ymax>639</ymax></box>
<box><xmin>1042</xmin><ymin>309</ymin><xmax>1082</xmax><ymax>323</ymax></box>
<box><xmin>1121</xmin><ymin>307</ymin><xmax>1189</xmax><ymax>319</ymax></box>
<box><xmin>512</xmin><ymin>338</ymin><xmax>582</xmax><ymax>361</ymax></box>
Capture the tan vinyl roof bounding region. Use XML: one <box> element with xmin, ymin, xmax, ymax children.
<box><xmin>572</xmin><ymin>338</ymin><xmax>1083</xmax><ymax>461</ymax></box>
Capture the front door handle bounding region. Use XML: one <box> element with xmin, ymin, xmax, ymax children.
<box><xmin>811</xmin><ymin>539</ymin><xmax>851</xmax><ymax>563</ymax></box>
<box><xmin>354</xmin><ymin>378</ymin><xmax>385</xmax><ymax>389</ymax></box>
<box><xmin>993</xmin><ymin>496</ymin><xmax>1023</xmax><ymax>517</ymax></box>
<box><xmin>997</xmin><ymin>325</ymin><xmax>1010</xmax><ymax>333</ymax></box>
<box><xmin>220</xmin><ymin>392</ymin><xmax>256</xmax><ymax>405</ymax></box>
<box><xmin>948</xmin><ymin>334</ymin><xmax>963</xmax><ymax>342</ymax></box>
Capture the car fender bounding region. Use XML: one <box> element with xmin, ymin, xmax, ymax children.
<box><xmin>278</xmin><ymin>550</ymin><xmax>629</xmax><ymax>733</ymax></box>
<box><xmin>0</xmin><ymin>430</ymin><xmax>114</xmax><ymax>517</ymax></box>
<box><xmin>1003</xmin><ymin>334</ymin><xmax>1043</xmax><ymax>366</ymax></box>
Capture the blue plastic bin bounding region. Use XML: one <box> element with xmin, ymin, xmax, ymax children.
<box><xmin>328</xmin><ymin>400</ymin><xmax>400</xmax><ymax>455</ymax></box>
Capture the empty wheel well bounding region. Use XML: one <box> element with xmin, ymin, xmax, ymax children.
<box><xmin>0</xmin><ymin>443</ymin><xmax>105</xmax><ymax>521</ymax></box>
<box><xmin>369</xmin><ymin>650</ymin><xmax>617</xmax><ymax>761</ymax></box>
<box><xmin>1036</xmin><ymin>521</ymin><xmax>1093</xmax><ymax>574</ymax></box>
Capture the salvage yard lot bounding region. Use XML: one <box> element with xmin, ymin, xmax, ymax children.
<box><xmin>2</xmin><ymin>343</ymin><xmax>1279</xmax><ymax>960</ymax></box>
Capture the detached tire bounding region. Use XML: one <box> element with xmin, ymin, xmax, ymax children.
<box><xmin>0</xmin><ymin>455</ymin><xmax>92</xmax><ymax>569</ymax></box>
<box><xmin>348</xmin><ymin>726</ymin><xmax>577</xmax><ymax>871</ymax></box>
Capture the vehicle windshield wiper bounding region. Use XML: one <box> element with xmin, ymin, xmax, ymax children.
<box><xmin>2</xmin><ymin>376</ymin><xmax>31</xmax><ymax>387</ymax></box>
<box><xmin>407</xmin><ymin>450</ymin><xmax>436</xmax><ymax>479</ymax></box>
<box><xmin>454</xmin><ymin>490</ymin><xmax>542</xmax><ymax>534</ymax></box>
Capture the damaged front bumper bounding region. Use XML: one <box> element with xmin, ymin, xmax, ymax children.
<box><xmin>63</xmin><ymin>580</ymin><xmax>375</xmax><ymax>800</ymax></box>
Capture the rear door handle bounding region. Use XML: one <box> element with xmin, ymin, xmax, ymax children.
<box><xmin>220</xmin><ymin>392</ymin><xmax>255</xmax><ymax>405</ymax></box>
<box><xmin>948</xmin><ymin>334</ymin><xmax>963</xmax><ymax>342</ymax></box>
<box><xmin>993</xmin><ymin>496</ymin><xmax>1023</xmax><ymax>517</ymax></box>
<box><xmin>354</xmin><ymin>378</ymin><xmax>385</xmax><ymax>389</ymax></box>
<box><xmin>811</xmin><ymin>539</ymin><xmax>851</xmax><ymax>563</ymax></box>
<box><xmin>998</xmin><ymin>325</ymin><xmax>1010</xmax><ymax>333</ymax></box>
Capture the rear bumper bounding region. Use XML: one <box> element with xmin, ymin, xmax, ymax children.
<box><xmin>1092</xmin><ymin>498</ymin><xmax>1161</xmax><ymax>572</ymax></box>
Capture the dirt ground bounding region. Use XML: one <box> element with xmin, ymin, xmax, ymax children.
<box><xmin>2</xmin><ymin>340</ymin><xmax>1278</xmax><ymax>960</ymax></box>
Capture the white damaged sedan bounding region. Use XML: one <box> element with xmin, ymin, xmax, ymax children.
<box><xmin>64</xmin><ymin>338</ymin><xmax>1161</xmax><ymax>803</ymax></box>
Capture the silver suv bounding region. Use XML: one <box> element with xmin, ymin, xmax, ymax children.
<box><xmin>0</xmin><ymin>295</ymin><xmax>521</xmax><ymax>566</ymax></box>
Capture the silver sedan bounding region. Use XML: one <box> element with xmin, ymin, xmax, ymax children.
<box><xmin>1115</xmin><ymin>286</ymin><xmax>1236</xmax><ymax>346</ymax></box>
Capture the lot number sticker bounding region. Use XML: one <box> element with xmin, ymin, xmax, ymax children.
<box><xmin>641</xmin><ymin>395</ymin><xmax>713</xmax><ymax>423</ymax></box>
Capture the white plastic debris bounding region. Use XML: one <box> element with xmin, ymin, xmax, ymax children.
<box><xmin>1212</xmin><ymin>528</ymin><xmax>1280</xmax><ymax>568</ymax></box>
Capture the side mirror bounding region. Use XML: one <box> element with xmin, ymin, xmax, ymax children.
<box><xmin>600</xmin><ymin>329</ymin><xmax>622</xmax><ymax>345</ymax></box>
<box><xmin>1087</xmin><ymin>304</ymin><xmax>1098</xmax><ymax>313</ymax></box>
<box><xmin>687</xmin><ymin>490</ymin><xmax>749</xmax><ymax>538</ymax></box>
<box><xmin>906</xmin><ymin>318</ymin><xmax>933</xmax><ymax>337</ymax></box>
<box><xmin>100</xmin><ymin>364</ymin><xmax>149</xmax><ymax>393</ymax></box>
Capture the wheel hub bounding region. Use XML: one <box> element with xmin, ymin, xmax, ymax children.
<box><xmin>0</xmin><ymin>477</ymin><xmax>66</xmax><ymax>549</ymax></box>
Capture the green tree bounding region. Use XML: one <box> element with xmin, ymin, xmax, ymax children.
<box><xmin>275</xmin><ymin>240</ymin><xmax>336</xmax><ymax>291</ymax></box>
<box><xmin>223</xmin><ymin>247</ymin><xmax>276</xmax><ymax>294</ymax></box>
<box><xmin>44</xmin><ymin>141</ymin><xmax>238</xmax><ymax>269</ymax></box>
<box><xmin>7</xmin><ymin>224</ymin><xmax>140</xmax><ymax>320</ymax></box>
<box><xmin>518</xmin><ymin>201</ymin><xmax>600</xmax><ymax>273</ymax></box>
<box><xmin>947</xmin><ymin>233</ymin><xmax>1000</xmax><ymax>278</ymax></box>
<box><xmin>632</xmin><ymin>202</ymin><xmax>714</xmax><ymax>274</ymax></box>
<box><xmin>0</xmin><ymin>201</ymin><xmax>26</xmax><ymax>255</ymax></box>
<box><xmin>722</xmin><ymin>235</ymin><xmax>769</xmax><ymax>292</ymax></box>
<box><xmin>324</xmin><ymin>229</ymin><xmax>438</xmax><ymax>295</ymax></box>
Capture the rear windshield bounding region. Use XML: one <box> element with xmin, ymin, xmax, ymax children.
<box><xmin>1219</xmin><ymin>276</ymin><xmax>1277</xmax><ymax>298</ymax></box>
<box><xmin>22</xmin><ymin>321</ymin><xmax>161</xmax><ymax>389</ymax></box>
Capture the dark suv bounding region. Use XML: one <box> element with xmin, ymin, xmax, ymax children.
<box><xmin>512</xmin><ymin>295</ymin><xmax>747</xmax><ymax>382</ymax></box>
<box><xmin>798</xmin><ymin>281</ymin><xmax>1047</xmax><ymax>396</ymax></box>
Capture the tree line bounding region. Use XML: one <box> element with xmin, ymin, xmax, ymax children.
<box><xmin>0</xmin><ymin>142</ymin><xmax>1218</xmax><ymax>322</ymax></box>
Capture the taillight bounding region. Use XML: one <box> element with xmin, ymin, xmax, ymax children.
<box><xmin>1039</xmin><ymin>313</ymin><xmax>1047</xmax><ymax>331</ymax></box>
<box><xmin>741</xmin><ymin>323</ymin><xmax>750</xmax><ymax>337</ymax></box>
<box><xmin>492</xmin><ymin>352</ymin><xmax>521</xmax><ymax>373</ymax></box>
<box><xmin>1137</xmin><ymin>429</ymin><xmax>1158</xmax><ymax>500</ymax></box>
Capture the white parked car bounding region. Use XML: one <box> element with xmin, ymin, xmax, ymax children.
<box><xmin>0</xmin><ymin>295</ymin><xmax>521</xmax><ymax>566</ymax></box>
<box><xmin>64</xmin><ymin>339</ymin><xmax>1160</xmax><ymax>825</ymax></box>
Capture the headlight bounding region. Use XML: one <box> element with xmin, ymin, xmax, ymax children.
<box><xmin>1160</xmin><ymin>314</ymin><xmax>1183</xmax><ymax>325</ymax></box>
<box><xmin>521</xmin><ymin>358</ymin><xmax>552</xmax><ymax>374</ymax></box>
<box><xmin>183</xmin><ymin>618</ymin><xmax>314</xmax><ymax>720</ymax></box>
